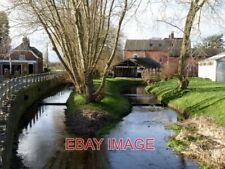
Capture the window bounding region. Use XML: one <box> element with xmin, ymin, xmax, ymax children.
<box><xmin>159</xmin><ymin>43</ymin><xmax>162</xmax><ymax>47</ymax></box>
<box><xmin>19</xmin><ymin>55</ymin><xmax>25</xmax><ymax>60</ymax></box>
<box><xmin>133</xmin><ymin>54</ymin><xmax>138</xmax><ymax>58</ymax></box>
<box><xmin>149</xmin><ymin>43</ymin><xmax>153</xmax><ymax>47</ymax></box>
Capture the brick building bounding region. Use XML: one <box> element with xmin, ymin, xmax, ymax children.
<box><xmin>124</xmin><ymin>32</ymin><xmax>198</xmax><ymax>76</ymax></box>
<box><xmin>124</xmin><ymin>32</ymin><xmax>183</xmax><ymax>64</ymax></box>
<box><xmin>0</xmin><ymin>37</ymin><xmax>43</xmax><ymax>76</ymax></box>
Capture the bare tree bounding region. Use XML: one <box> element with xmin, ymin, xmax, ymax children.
<box><xmin>177</xmin><ymin>0</ymin><xmax>208</xmax><ymax>90</ymax></box>
<box><xmin>155</xmin><ymin>0</ymin><xmax>221</xmax><ymax>90</ymax></box>
<box><xmin>10</xmin><ymin>0</ymin><xmax>130</xmax><ymax>102</ymax></box>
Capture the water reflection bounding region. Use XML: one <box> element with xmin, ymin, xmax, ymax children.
<box><xmin>105</xmin><ymin>87</ymin><xmax>199</xmax><ymax>169</ymax></box>
<box><xmin>15</xmin><ymin>89</ymin><xmax>71</xmax><ymax>169</ymax></box>
<box><xmin>105</xmin><ymin>106</ymin><xmax>198</xmax><ymax>169</ymax></box>
<box><xmin>14</xmin><ymin>89</ymin><xmax>108</xmax><ymax>169</ymax></box>
<box><xmin>43</xmin><ymin>148</ymin><xmax>108</xmax><ymax>169</ymax></box>
<box><xmin>12</xmin><ymin>86</ymin><xmax>199</xmax><ymax>169</ymax></box>
<box><xmin>123</xmin><ymin>86</ymin><xmax>159</xmax><ymax>105</ymax></box>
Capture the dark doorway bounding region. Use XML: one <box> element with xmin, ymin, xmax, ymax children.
<box><xmin>12</xmin><ymin>65</ymin><xmax>22</xmax><ymax>75</ymax></box>
<box><xmin>29</xmin><ymin>64</ymin><xmax>34</xmax><ymax>74</ymax></box>
<box><xmin>3</xmin><ymin>64</ymin><xmax>10</xmax><ymax>75</ymax></box>
<box><xmin>137</xmin><ymin>73</ymin><xmax>142</xmax><ymax>78</ymax></box>
<box><xmin>17</xmin><ymin>65</ymin><xmax>22</xmax><ymax>74</ymax></box>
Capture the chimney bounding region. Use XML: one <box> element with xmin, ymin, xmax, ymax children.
<box><xmin>22</xmin><ymin>37</ymin><xmax>30</xmax><ymax>47</ymax></box>
<box><xmin>169</xmin><ymin>32</ymin><xmax>175</xmax><ymax>39</ymax></box>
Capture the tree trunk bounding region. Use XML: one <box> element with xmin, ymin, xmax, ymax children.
<box><xmin>177</xmin><ymin>76</ymin><xmax>189</xmax><ymax>90</ymax></box>
<box><xmin>178</xmin><ymin>1</ymin><xmax>199</xmax><ymax>90</ymax></box>
<box><xmin>85</xmin><ymin>74</ymin><xmax>94</xmax><ymax>103</ymax></box>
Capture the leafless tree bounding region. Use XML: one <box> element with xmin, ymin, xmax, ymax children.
<box><xmin>177</xmin><ymin>0</ymin><xmax>208</xmax><ymax>90</ymax></box>
<box><xmin>10</xmin><ymin>0</ymin><xmax>131</xmax><ymax>102</ymax></box>
<box><xmin>155</xmin><ymin>0</ymin><xmax>222</xmax><ymax>90</ymax></box>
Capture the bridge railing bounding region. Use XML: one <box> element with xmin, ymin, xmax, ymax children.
<box><xmin>0</xmin><ymin>72</ymin><xmax>63</xmax><ymax>110</ymax></box>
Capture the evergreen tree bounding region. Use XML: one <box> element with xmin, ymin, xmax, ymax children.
<box><xmin>198</xmin><ymin>34</ymin><xmax>225</xmax><ymax>49</ymax></box>
<box><xmin>0</xmin><ymin>11</ymin><xmax>11</xmax><ymax>56</ymax></box>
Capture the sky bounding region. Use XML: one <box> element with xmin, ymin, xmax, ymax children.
<box><xmin>1</xmin><ymin>0</ymin><xmax>225</xmax><ymax>62</ymax></box>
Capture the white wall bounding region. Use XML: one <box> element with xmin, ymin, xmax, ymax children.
<box><xmin>198</xmin><ymin>61</ymin><xmax>217</xmax><ymax>81</ymax></box>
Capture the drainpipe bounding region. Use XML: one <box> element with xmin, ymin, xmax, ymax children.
<box><xmin>215</xmin><ymin>60</ymin><xmax>218</xmax><ymax>82</ymax></box>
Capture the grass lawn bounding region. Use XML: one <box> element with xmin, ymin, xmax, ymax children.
<box><xmin>146</xmin><ymin>78</ymin><xmax>225</xmax><ymax>126</ymax></box>
<box><xmin>67</xmin><ymin>78</ymin><xmax>143</xmax><ymax>135</ymax></box>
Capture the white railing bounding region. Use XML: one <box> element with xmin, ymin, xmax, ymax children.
<box><xmin>0</xmin><ymin>72</ymin><xmax>63</xmax><ymax>109</ymax></box>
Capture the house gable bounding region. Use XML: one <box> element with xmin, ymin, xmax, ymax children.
<box><xmin>124</xmin><ymin>34</ymin><xmax>183</xmax><ymax>57</ymax></box>
<box><xmin>12</xmin><ymin>37</ymin><xmax>43</xmax><ymax>60</ymax></box>
<box><xmin>10</xmin><ymin>50</ymin><xmax>39</xmax><ymax>61</ymax></box>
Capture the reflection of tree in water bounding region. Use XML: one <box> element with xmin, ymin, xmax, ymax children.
<box><xmin>12</xmin><ymin>103</ymin><xmax>108</xmax><ymax>169</ymax></box>
<box><xmin>124</xmin><ymin>86</ymin><xmax>158</xmax><ymax>105</ymax></box>
<box><xmin>10</xmin><ymin>105</ymin><xmax>40</xmax><ymax>169</ymax></box>
<box><xmin>136</xmin><ymin>87</ymin><xmax>146</xmax><ymax>95</ymax></box>
<box><xmin>123</xmin><ymin>86</ymin><xmax>145</xmax><ymax>95</ymax></box>
<box><xmin>44</xmin><ymin>144</ymin><xmax>108</xmax><ymax>169</ymax></box>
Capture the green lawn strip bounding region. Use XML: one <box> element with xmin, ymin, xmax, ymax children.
<box><xmin>167</xmin><ymin>138</ymin><xmax>188</xmax><ymax>152</ymax></box>
<box><xmin>67</xmin><ymin>78</ymin><xmax>143</xmax><ymax>135</ymax></box>
<box><xmin>146</xmin><ymin>78</ymin><xmax>225</xmax><ymax>127</ymax></box>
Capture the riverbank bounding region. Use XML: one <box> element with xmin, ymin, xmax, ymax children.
<box><xmin>4</xmin><ymin>78</ymin><xmax>66</xmax><ymax>169</ymax></box>
<box><xmin>66</xmin><ymin>78</ymin><xmax>143</xmax><ymax>136</ymax></box>
<box><xmin>146</xmin><ymin>78</ymin><xmax>225</xmax><ymax>169</ymax></box>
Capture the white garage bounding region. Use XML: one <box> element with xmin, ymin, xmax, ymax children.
<box><xmin>198</xmin><ymin>52</ymin><xmax>225</xmax><ymax>82</ymax></box>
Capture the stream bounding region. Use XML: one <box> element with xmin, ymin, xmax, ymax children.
<box><xmin>12</xmin><ymin>86</ymin><xmax>199</xmax><ymax>169</ymax></box>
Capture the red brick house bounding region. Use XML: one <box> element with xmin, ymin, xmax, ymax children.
<box><xmin>124</xmin><ymin>32</ymin><xmax>183</xmax><ymax>64</ymax></box>
<box><xmin>124</xmin><ymin>32</ymin><xmax>198</xmax><ymax>76</ymax></box>
<box><xmin>0</xmin><ymin>37</ymin><xmax>43</xmax><ymax>76</ymax></box>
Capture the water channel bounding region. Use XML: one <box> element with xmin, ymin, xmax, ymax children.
<box><xmin>12</xmin><ymin>86</ymin><xmax>199</xmax><ymax>169</ymax></box>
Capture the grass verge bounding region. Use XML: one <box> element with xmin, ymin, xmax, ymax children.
<box><xmin>167</xmin><ymin>138</ymin><xmax>187</xmax><ymax>152</ymax></box>
<box><xmin>147</xmin><ymin>78</ymin><xmax>225</xmax><ymax>168</ymax></box>
<box><xmin>146</xmin><ymin>77</ymin><xmax>225</xmax><ymax>126</ymax></box>
<box><xmin>67</xmin><ymin>78</ymin><xmax>143</xmax><ymax>135</ymax></box>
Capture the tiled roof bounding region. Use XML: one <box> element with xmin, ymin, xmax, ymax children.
<box><xmin>13</xmin><ymin>38</ymin><xmax>43</xmax><ymax>58</ymax></box>
<box><xmin>192</xmin><ymin>48</ymin><xmax>222</xmax><ymax>59</ymax></box>
<box><xmin>10</xmin><ymin>51</ymin><xmax>39</xmax><ymax>60</ymax></box>
<box><xmin>199</xmin><ymin>52</ymin><xmax>225</xmax><ymax>63</ymax></box>
<box><xmin>130</xmin><ymin>57</ymin><xmax>160</xmax><ymax>68</ymax></box>
<box><xmin>114</xmin><ymin>57</ymin><xmax>160</xmax><ymax>69</ymax></box>
<box><xmin>124</xmin><ymin>38</ymin><xmax>183</xmax><ymax>56</ymax></box>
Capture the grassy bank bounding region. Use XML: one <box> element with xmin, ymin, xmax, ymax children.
<box><xmin>146</xmin><ymin>78</ymin><xmax>225</xmax><ymax>168</ymax></box>
<box><xmin>146</xmin><ymin>78</ymin><xmax>225</xmax><ymax>126</ymax></box>
<box><xmin>67</xmin><ymin>78</ymin><xmax>143</xmax><ymax>135</ymax></box>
